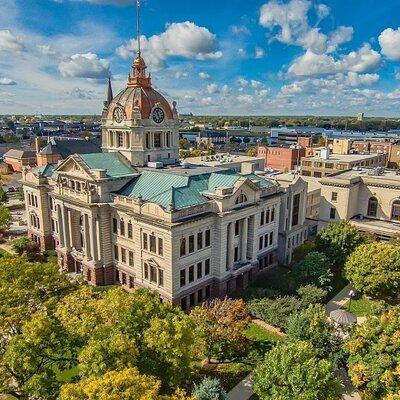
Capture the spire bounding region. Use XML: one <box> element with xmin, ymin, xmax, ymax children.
<box><xmin>127</xmin><ymin>0</ymin><xmax>151</xmax><ymax>88</ymax></box>
<box><xmin>107</xmin><ymin>75</ymin><xmax>113</xmax><ymax>105</ymax></box>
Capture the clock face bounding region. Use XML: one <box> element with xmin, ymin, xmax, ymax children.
<box><xmin>152</xmin><ymin>107</ymin><xmax>165</xmax><ymax>124</ymax></box>
<box><xmin>113</xmin><ymin>107</ymin><xmax>124</xmax><ymax>123</ymax></box>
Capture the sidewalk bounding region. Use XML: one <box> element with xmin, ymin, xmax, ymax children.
<box><xmin>227</xmin><ymin>373</ymin><xmax>253</xmax><ymax>400</ymax></box>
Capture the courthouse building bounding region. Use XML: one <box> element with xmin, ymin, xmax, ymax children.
<box><xmin>21</xmin><ymin>50</ymin><xmax>301</xmax><ymax>307</ymax></box>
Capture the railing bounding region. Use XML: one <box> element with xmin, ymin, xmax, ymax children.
<box><xmin>60</xmin><ymin>187</ymin><xmax>99</xmax><ymax>203</ymax></box>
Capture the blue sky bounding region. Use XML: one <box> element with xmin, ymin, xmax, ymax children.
<box><xmin>1</xmin><ymin>0</ymin><xmax>400</xmax><ymax>116</ymax></box>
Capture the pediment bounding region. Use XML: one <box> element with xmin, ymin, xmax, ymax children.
<box><xmin>233</xmin><ymin>177</ymin><xmax>261</xmax><ymax>193</ymax></box>
<box><xmin>144</xmin><ymin>258</ymin><xmax>159</xmax><ymax>268</ymax></box>
<box><xmin>54</xmin><ymin>156</ymin><xmax>93</xmax><ymax>180</ymax></box>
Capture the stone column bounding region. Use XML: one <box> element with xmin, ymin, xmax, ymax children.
<box><xmin>96</xmin><ymin>217</ymin><xmax>102</xmax><ymax>263</ymax></box>
<box><xmin>57</xmin><ymin>205</ymin><xmax>65</xmax><ymax>247</ymax></box>
<box><xmin>84</xmin><ymin>214</ymin><xmax>91</xmax><ymax>260</ymax></box>
<box><xmin>226</xmin><ymin>222</ymin><xmax>234</xmax><ymax>270</ymax></box>
<box><xmin>241</xmin><ymin>217</ymin><xmax>248</xmax><ymax>261</ymax></box>
<box><xmin>62</xmin><ymin>206</ymin><xmax>71</xmax><ymax>249</ymax></box>
<box><xmin>89</xmin><ymin>214</ymin><xmax>98</xmax><ymax>263</ymax></box>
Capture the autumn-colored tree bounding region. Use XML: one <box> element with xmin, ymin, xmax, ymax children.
<box><xmin>345</xmin><ymin>242</ymin><xmax>400</xmax><ymax>298</ymax></box>
<box><xmin>191</xmin><ymin>298</ymin><xmax>251</xmax><ymax>362</ymax></box>
<box><xmin>59</xmin><ymin>367</ymin><xmax>190</xmax><ymax>400</ymax></box>
<box><xmin>344</xmin><ymin>307</ymin><xmax>400</xmax><ymax>399</ymax></box>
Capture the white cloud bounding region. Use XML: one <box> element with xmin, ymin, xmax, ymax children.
<box><xmin>175</xmin><ymin>71</ymin><xmax>188</xmax><ymax>79</ymax></box>
<box><xmin>236</xmin><ymin>77</ymin><xmax>248</xmax><ymax>86</ymax></box>
<box><xmin>231</xmin><ymin>25</ymin><xmax>251</xmax><ymax>36</ymax></box>
<box><xmin>37</xmin><ymin>44</ymin><xmax>57</xmax><ymax>56</ymax></box>
<box><xmin>259</xmin><ymin>0</ymin><xmax>352</xmax><ymax>54</ymax></box>
<box><xmin>250</xmin><ymin>80</ymin><xmax>265</xmax><ymax>89</ymax></box>
<box><xmin>221</xmin><ymin>84</ymin><xmax>231</xmax><ymax>95</ymax></box>
<box><xmin>58</xmin><ymin>52</ymin><xmax>109</xmax><ymax>79</ymax></box>
<box><xmin>237</xmin><ymin>94</ymin><xmax>253</xmax><ymax>105</ymax></box>
<box><xmin>288</xmin><ymin>44</ymin><xmax>381</xmax><ymax>77</ymax></box>
<box><xmin>200</xmin><ymin>97</ymin><xmax>214</xmax><ymax>106</ymax></box>
<box><xmin>116</xmin><ymin>21</ymin><xmax>222</xmax><ymax>70</ymax></box>
<box><xmin>256</xmin><ymin>89</ymin><xmax>270</xmax><ymax>98</ymax></box>
<box><xmin>65</xmin><ymin>87</ymin><xmax>96</xmax><ymax>99</ymax></box>
<box><xmin>379</xmin><ymin>28</ymin><xmax>400</xmax><ymax>61</ymax></box>
<box><xmin>0</xmin><ymin>29</ymin><xmax>24</xmax><ymax>52</ymax></box>
<box><xmin>255</xmin><ymin>46</ymin><xmax>265</xmax><ymax>59</ymax></box>
<box><xmin>55</xmin><ymin>0</ymin><xmax>132</xmax><ymax>5</ymax></box>
<box><xmin>199</xmin><ymin>72</ymin><xmax>210</xmax><ymax>80</ymax></box>
<box><xmin>0</xmin><ymin>77</ymin><xmax>17</xmax><ymax>85</ymax></box>
<box><xmin>344</xmin><ymin>72</ymin><xmax>379</xmax><ymax>86</ymax></box>
<box><xmin>206</xmin><ymin>83</ymin><xmax>219</xmax><ymax>94</ymax></box>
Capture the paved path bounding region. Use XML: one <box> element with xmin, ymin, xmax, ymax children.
<box><xmin>326</xmin><ymin>283</ymin><xmax>353</xmax><ymax>314</ymax></box>
<box><xmin>227</xmin><ymin>373</ymin><xmax>253</xmax><ymax>400</ymax></box>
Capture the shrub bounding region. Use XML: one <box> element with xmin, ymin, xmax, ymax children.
<box><xmin>294</xmin><ymin>251</ymin><xmax>333</xmax><ymax>289</ymax></box>
<box><xmin>297</xmin><ymin>285</ymin><xmax>328</xmax><ymax>306</ymax></box>
<box><xmin>247</xmin><ymin>296</ymin><xmax>303</xmax><ymax>329</ymax></box>
<box><xmin>192</xmin><ymin>377</ymin><xmax>227</xmax><ymax>400</ymax></box>
<box><xmin>12</xmin><ymin>237</ymin><xmax>40</xmax><ymax>260</ymax></box>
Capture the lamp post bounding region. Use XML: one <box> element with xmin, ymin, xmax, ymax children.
<box><xmin>348</xmin><ymin>290</ymin><xmax>356</xmax><ymax>311</ymax></box>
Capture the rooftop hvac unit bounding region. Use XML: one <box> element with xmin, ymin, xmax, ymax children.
<box><xmin>147</xmin><ymin>161</ymin><xmax>163</xmax><ymax>169</ymax></box>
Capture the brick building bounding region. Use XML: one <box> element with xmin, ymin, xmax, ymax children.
<box><xmin>258</xmin><ymin>145</ymin><xmax>306</xmax><ymax>172</ymax></box>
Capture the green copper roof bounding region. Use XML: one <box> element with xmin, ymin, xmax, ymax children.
<box><xmin>118</xmin><ymin>168</ymin><xmax>275</xmax><ymax>210</ymax></box>
<box><xmin>36</xmin><ymin>163</ymin><xmax>56</xmax><ymax>178</ymax></box>
<box><xmin>79</xmin><ymin>153</ymin><xmax>135</xmax><ymax>178</ymax></box>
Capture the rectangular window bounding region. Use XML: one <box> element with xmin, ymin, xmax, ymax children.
<box><xmin>266</xmin><ymin>209</ymin><xmax>270</xmax><ymax>224</ymax></box>
<box><xmin>143</xmin><ymin>233</ymin><xmax>148</xmax><ymax>250</ymax></box>
<box><xmin>115</xmin><ymin>269</ymin><xmax>119</xmax><ymax>282</ymax></box>
<box><xmin>189</xmin><ymin>265</ymin><xmax>194</xmax><ymax>283</ymax></box>
<box><xmin>226</xmin><ymin>280</ymin><xmax>231</xmax><ymax>294</ymax></box>
<box><xmin>150</xmin><ymin>265</ymin><xmax>157</xmax><ymax>283</ymax></box>
<box><xmin>205</xmin><ymin>259</ymin><xmax>210</xmax><ymax>275</ymax></box>
<box><xmin>205</xmin><ymin>230</ymin><xmax>211</xmax><ymax>246</ymax></box>
<box><xmin>122</xmin><ymin>273</ymin><xmax>126</xmax><ymax>285</ymax></box>
<box><xmin>271</xmin><ymin>208</ymin><xmax>275</xmax><ymax>222</ymax></box>
<box><xmin>149</xmin><ymin>235</ymin><xmax>156</xmax><ymax>253</ymax></box>
<box><xmin>154</xmin><ymin>132</ymin><xmax>161</xmax><ymax>148</ymax></box>
<box><xmin>265</xmin><ymin>234</ymin><xmax>269</xmax><ymax>248</ymax></box>
<box><xmin>292</xmin><ymin>193</ymin><xmax>300</xmax><ymax>227</ymax></box>
<box><xmin>188</xmin><ymin>235</ymin><xmax>195</xmax><ymax>253</ymax></box>
<box><xmin>158</xmin><ymin>269</ymin><xmax>164</xmax><ymax>287</ymax></box>
<box><xmin>235</xmin><ymin>220</ymin><xmax>240</xmax><ymax>236</ymax></box>
<box><xmin>180</xmin><ymin>237</ymin><xmax>186</xmax><ymax>256</ymax></box>
<box><xmin>113</xmin><ymin>218</ymin><xmax>118</xmax><ymax>234</ymax></box>
<box><xmin>128</xmin><ymin>222</ymin><xmax>133</xmax><ymax>239</ymax></box>
<box><xmin>260</xmin><ymin>211</ymin><xmax>265</xmax><ymax>226</ymax></box>
<box><xmin>269</xmin><ymin>232</ymin><xmax>273</xmax><ymax>245</ymax></box>
<box><xmin>121</xmin><ymin>248</ymin><xmax>126</xmax><ymax>263</ymax></box>
<box><xmin>205</xmin><ymin>285</ymin><xmax>211</xmax><ymax>299</ymax></box>
<box><xmin>181</xmin><ymin>297</ymin><xmax>187</xmax><ymax>311</ymax></box>
<box><xmin>234</xmin><ymin>247</ymin><xmax>239</xmax><ymax>262</ymax></box>
<box><xmin>180</xmin><ymin>269</ymin><xmax>186</xmax><ymax>287</ymax></box>
<box><xmin>197</xmin><ymin>262</ymin><xmax>202</xmax><ymax>279</ymax></box>
<box><xmin>330</xmin><ymin>207</ymin><xmax>336</xmax><ymax>219</ymax></box>
<box><xmin>158</xmin><ymin>238</ymin><xmax>163</xmax><ymax>256</ymax></box>
<box><xmin>129</xmin><ymin>276</ymin><xmax>134</xmax><ymax>289</ymax></box>
<box><xmin>144</xmin><ymin>263</ymin><xmax>149</xmax><ymax>280</ymax></box>
<box><xmin>114</xmin><ymin>245</ymin><xmax>119</xmax><ymax>261</ymax></box>
<box><xmin>189</xmin><ymin>293</ymin><xmax>195</xmax><ymax>307</ymax></box>
<box><xmin>128</xmin><ymin>251</ymin><xmax>134</xmax><ymax>267</ymax></box>
<box><xmin>259</xmin><ymin>236</ymin><xmax>263</xmax><ymax>250</ymax></box>
<box><xmin>331</xmin><ymin>192</ymin><xmax>338</xmax><ymax>202</ymax></box>
<box><xmin>197</xmin><ymin>289</ymin><xmax>203</xmax><ymax>303</ymax></box>
<box><xmin>197</xmin><ymin>232</ymin><xmax>203</xmax><ymax>250</ymax></box>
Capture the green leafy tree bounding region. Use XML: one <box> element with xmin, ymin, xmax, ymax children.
<box><xmin>191</xmin><ymin>298</ymin><xmax>251</xmax><ymax>362</ymax></box>
<box><xmin>294</xmin><ymin>251</ymin><xmax>333</xmax><ymax>289</ymax></box>
<box><xmin>0</xmin><ymin>186</ymin><xmax>7</xmax><ymax>203</ymax></box>
<box><xmin>344</xmin><ymin>307</ymin><xmax>400</xmax><ymax>399</ymax></box>
<box><xmin>345</xmin><ymin>242</ymin><xmax>400</xmax><ymax>298</ymax></box>
<box><xmin>286</xmin><ymin>304</ymin><xmax>338</xmax><ymax>360</ymax></box>
<box><xmin>253</xmin><ymin>341</ymin><xmax>341</xmax><ymax>400</ymax></box>
<box><xmin>11</xmin><ymin>237</ymin><xmax>40</xmax><ymax>260</ymax></box>
<box><xmin>0</xmin><ymin>205</ymin><xmax>11</xmax><ymax>232</ymax></box>
<box><xmin>192</xmin><ymin>377</ymin><xmax>227</xmax><ymax>400</ymax></box>
<box><xmin>292</xmin><ymin>241</ymin><xmax>316</xmax><ymax>263</ymax></box>
<box><xmin>296</xmin><ymin>285</ymin><xmax>327</xmax><ymax>306</ymax></box>
<box><xmin>315</xmin><ymin>220</ymin><xmax>370</xmax><ymax>266</ymax></box>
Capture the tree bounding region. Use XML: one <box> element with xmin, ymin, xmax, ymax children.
<box><xmin>294</xmin><ymin>251</ymin><xmax>333</xmax><ymax>289</ymax></box>
<box><xmin>11</xmin><ymin>237</ymin><xmax>40</xmax><ymax>259</ymax></box>
<box><xmin>292</xmin><ymin>241</ymin><xmax>316</xmax><ymax>263</ymax></box>
<box><xmin>245</xmin><ymin>147</ymin><xmax>257</xmax><ymax>157</ymax></box>
<box><xmin>345</xmin><ymin>242</ymin><xmax>400</xmax><ymax>298</ymax></box>
<box><xmin>179</xmin><ymin>138</ymin><xmax>190</xmax><ymax>150</ymax></box>
<box><xmin>253</xmin><ymin>341</ymin><xmax>341</xmax><ymax>400</ymax></box>
<box><xmin>315</xmin><ymin>220</ymin><xmax>370</xmax><ymax>266</ymax></box>
<box><xmin>191</xmin><ymin>298</ymin><xmax>251</xmax><ymax>362</ymax></box>
<box><xmin>0</xmin><ymin>186</ymin><xmax>7</xmax><ymax>203</ymax></box>
<box><xmin>345</xmin><ymin>307</ymin><xmax>400</xmax><ymax>399</ymax></box>
<box><xmin>286</xmin><ymin>304</ymin><xmax>337</xmax><ymax>359</ymax></box>
<box><xmin>297</xmin><ymin>285</ymin><xmax>327</xmax><ymax>306</ymax></box>
<box><xmin>192</xmin><ymin>377</ymin><xmax>227</xmax><ymax>400</ymax></box>
<box><xmin>60</xmin><ymin>368</ymin><xmax>163</xmax><ymax>400</ymax></box>
<box><xmin>0</xmin><ymin>205</ymin><xmax>11</xmax><ymax>232</ymax></box>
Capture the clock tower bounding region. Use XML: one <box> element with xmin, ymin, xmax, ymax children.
<box><xmin>101</xmin><ymin>2</ymin><xmax>179</xmax><ymax>167</ymax></box>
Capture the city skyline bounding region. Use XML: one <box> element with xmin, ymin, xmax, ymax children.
<box><xmin>1</xmin><ymin>0</ymin><xmax>400</xmax><ymax>116</ymax></box>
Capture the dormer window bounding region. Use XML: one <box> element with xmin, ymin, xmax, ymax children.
<box><xmin>235</xmin><ymin>194</ymin><xmax>248</xmax><ymax>204</ymax></box>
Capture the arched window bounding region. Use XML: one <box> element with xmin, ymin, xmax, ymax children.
<box><xmin>391</xmin><ymin>200</ymin><xmax>400</xmax><ymax>221</ymax></box>
<box><xmin>235</xmin><ymin>194</ymin><xmax>248</xmax><ymax>204</ymax></box>
<box><xmin>367</xmin><ymin>197</ymin><xmax>378</xmax><ymax>217</ymax></box>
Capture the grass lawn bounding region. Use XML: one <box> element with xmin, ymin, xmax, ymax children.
<box><xmin>344</xmin><ymin>296</ymin><xmax>379</xmax><ymax>317</ymax></box>
<box><xmin>328</xmin><ymin>268</ymin><xmax>349</xmax><ymax>300</ymax></box>
<box><xmin>244</xmin><ymin>323</ymin><xmax>283</xmax><ymax>343</ymax></box>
